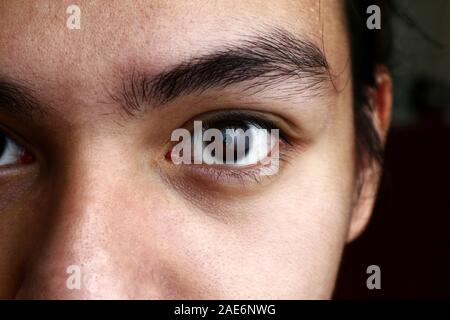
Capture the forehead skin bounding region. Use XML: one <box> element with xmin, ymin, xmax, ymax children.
<box><xmin>0</xmin><ymin>0</ymin><xmax>355</xmax><ymax>299</ymax></box>
<box><xmin>0</xmin><ymin>0</ymin><xmax>349</xmax><ymax>115</ymax></box>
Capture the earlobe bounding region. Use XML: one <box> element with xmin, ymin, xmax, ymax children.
<box><xmin>346</xmin><ymin>163</ymin><xmax>380</xmax><ymax>242</ymax></box>
<box><xmin>346</xmin><ymin>65</ymin><xmax>392</xmax><ymax>243</ymax></box>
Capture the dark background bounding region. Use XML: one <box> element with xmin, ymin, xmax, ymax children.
<box><xmin>334</xmin><ymin>0</ymin><xmax>450</xmax><ymax>299</ymax></box>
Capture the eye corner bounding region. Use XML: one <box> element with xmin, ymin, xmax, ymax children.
<box><xmin>0</xmin><ymin>130</ymin><xmax>36</xmax><ymax>169</ymax></box>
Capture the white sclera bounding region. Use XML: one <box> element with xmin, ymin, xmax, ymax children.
<box><xmin>0</xmin><ymin>136</ymin><xmax>22</xmax><ymax>166</ymax></box>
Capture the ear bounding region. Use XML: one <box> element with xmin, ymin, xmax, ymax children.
<box><xmin>346</xmin><ymin>65</ymin><xmax>392</xmax><ymax>242</ymax></box>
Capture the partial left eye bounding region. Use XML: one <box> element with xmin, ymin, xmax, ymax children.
<box><xmin>0</xmin><ymin>131</ymin><xmax>34</xmax><ymax>167</ymax></box>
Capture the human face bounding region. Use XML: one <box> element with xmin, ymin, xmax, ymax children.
<box><xmin>0</xmin><ymin>0</ymin><xmax>384</xmax><ymax>299</ymax></box>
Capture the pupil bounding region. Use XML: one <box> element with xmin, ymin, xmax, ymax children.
<box><xmin>204</xmin><ymin>120</ymin><xmax>252</xmax><ymax>164</ymax></box>
<box><xmin>220</xmin><ymin>127</ymin><xmax>250</xmax><ymax>163</ymax></box>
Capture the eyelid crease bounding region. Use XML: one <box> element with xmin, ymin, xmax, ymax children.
<box><xmin>177</xmin><ymin>108</ymin><xmax>306</xmax><ymax>142</ymax></box>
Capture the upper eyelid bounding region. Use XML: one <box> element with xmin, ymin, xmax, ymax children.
<box><xmin>200</xmin><ymin>115</ymin><xmax>279</xmax><ymax>131</ymax></box>
<box><xmin>177</xmin><ymin>109</ymin><xmax>303</xmax><ymax>144</ymax></box>
<box><xmin>178</xmin><ymin>109</ymin><xmax>283</xmax><ymax>130</ymax></box>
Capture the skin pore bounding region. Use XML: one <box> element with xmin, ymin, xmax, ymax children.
<box><xmin>0</xmin><ymin>0</ymin><xmax>391</xmax><ymax>299</ymax></box>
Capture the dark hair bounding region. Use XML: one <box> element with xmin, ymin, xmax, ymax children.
<box><xmin>345</xmin><ymin>0</ymin><xmax>392</xmax><ymax>171</ymax></box>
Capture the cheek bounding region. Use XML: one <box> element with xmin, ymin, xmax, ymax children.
<box><xmin>0</xmin><ymin>172</ymin><xmax>44</xmax><ymax>297</ymax></box>
<box><xmin>167</xmin><ymin>104</ymin><xmax>357</xmax><ymax>299</ymax></box>
<box><xmin>150</xmin><ymin>154</ymin><xmax>355</xmax><ymax>299</ymax></box>
<box><xmin>135</xmin><ymin>109</ymin><xmax>357</xmax><ymax>299</ymax></box>
<box><xmin>156</xmin><ymin>186</ymin><xmax>352</xmax><ymax>299</ymax></box>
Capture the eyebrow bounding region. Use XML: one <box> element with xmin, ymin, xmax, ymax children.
<box><xmin>117</xmin><ymin>27</ymin><xmax>331</xmax><ymax>116</ymax></box>
<box><xmin>0</xmin><ymin>79</ymin><xmax>49</xmax><ymax>121</ymax></box>
<box><xmin>0</xmin><ymin>28</ymin><xmax>331</xmax><ymax>121</ymax></box>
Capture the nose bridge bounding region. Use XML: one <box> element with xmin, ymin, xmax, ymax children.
<box><xmin>17</xmin><ymin>146</ymin><xmax>137</xmax><ymax>299</ymax></box>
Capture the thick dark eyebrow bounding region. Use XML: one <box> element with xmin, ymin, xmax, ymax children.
<box><xmin>117</xmin><ymin>28</ymin><xmax>331</xmax><ymax>115</ymax></box>
<box><xmin>0</xmin><ymin>29</ymin><xmax>330</xmax><ymax>121</ymax></box>
<box><xmin>0</xmin><ymin>79</ymin><xmax>49</xmax><ymax>121</ymax></box>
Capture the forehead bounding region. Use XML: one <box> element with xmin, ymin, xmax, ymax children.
<box><xmin>0</xmin><ymin>0</ymin><xmax>349</xmax><ymax>115</ymax></box>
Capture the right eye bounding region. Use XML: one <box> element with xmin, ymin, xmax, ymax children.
<box><xmin>193</xmin><ymin>118</ymin><xmax>278</xmax><ymax>166</ymax></box>
<box><xmin>0</xmin><ymin>131</ymin><xmax>34</xmax><ymax>167</ymax></box>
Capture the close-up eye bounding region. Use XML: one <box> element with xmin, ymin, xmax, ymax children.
<box><xmin>0</xmin><ymin>130</ymin><xmax>34</xmax><ymax>168</ymax></box>
<box><xmin>194</xmin><ymin>113</ymin><xmax>281</xmax><ymax>167</ymax></box>
<box><xmin>166</xmin><ymin>110</ymin><xmax>295</xmax><ymax>182</ymax></box>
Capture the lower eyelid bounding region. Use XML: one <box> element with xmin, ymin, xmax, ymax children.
<box><xmin>178</xmin><ymin>165</ymin><xmax>275</xmax><ymax>185</ymax></box>
<box><xmin>170</xmin><ymin>145</ymin><xmax>292</xmax><ymax>186</ymax></box>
